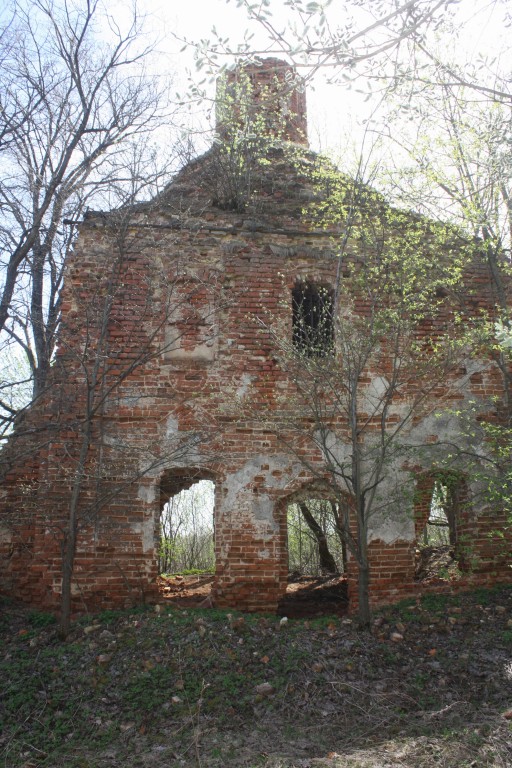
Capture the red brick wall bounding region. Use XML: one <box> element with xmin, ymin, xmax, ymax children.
<box><xmin>1</xmin><ymin>63</ymin><xmax>511</xmax><ymax>616</ymax></box>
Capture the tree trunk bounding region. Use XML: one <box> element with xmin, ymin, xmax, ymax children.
<box><xmin>330</xmin><ymin>501</ymin><xmax>348</xmax><ymax>571</ymax></box>
<box><xmin>59</xmin><ymin>429</ymin><xmax>91</xmax><ymax>639</ymax></box>
<box><xmin>355</xmin><ymin>496</ymin><xmax>372</xmax><ymax>631</ymax></box>
<box><xmin>445</xmin><ymin>484</ymin><xmax>459</xmax><ymax>547</ymax></box>
<box><xmin>357</xmin><ymin>560</ymin><xmax>371</xmax><ymax>630</ymax></box>
<box><xmin>298</xmin><ymin>502</ymin><xmax>338</xmax><ymax>574</ymax></box>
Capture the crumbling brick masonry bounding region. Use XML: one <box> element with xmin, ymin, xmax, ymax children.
<box><xmin>1</xmin><ymin>59</ymin><xmax>510</xmax><ymax>615</ymax></box>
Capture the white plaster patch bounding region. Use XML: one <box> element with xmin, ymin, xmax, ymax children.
<box><xmin>0</xmin><ymin>524</ymin><xmax>12</xmax><ymax>542</ymax></box>
<box><xmin>166</xmin><ymin>415</ymin><xmax>179</xmax><ymax>438</ymax></box>
<box><xmin>363</xmin><ymin>463</ymin><xmax>416</xmax><ymax>543</ymax></box>
<box><xmin>414</xmin><ymin>410</ymin><xmax>459</xmax><ymax>442</ymax></box>
<box><xmin>361</xmin><ymin>376</ymin><xmax>389</xmax><ymax>415</ymax></box>
<box><xmin>137</xmin><ymin>484</ymin><xmax>156</xmax><ymax>504</ymax></box>
<box><xmin>462</xmin><ymin>358</ymin><xmax>488</xmax><ymax>377</ymax></box>
<box><xmin>142</xmin><ymin>515</ymin><xmax>154</xmax><ymax>554</ymax></box>
<box><xmin>118</xmin><ymin>395</ymin><xmax>141</xmax><ymax>407</ymax></box>
<box><xmin>101</xmin><ymin>434</ymin><xmax>119</xmax><ymax>446</ymax></box>
<box><xmin>252</xmin><ymin>495</ymin><xmax>275</xmax><ymax>524</ymax></box>
<box><xmin>368</xmin><ymin>515</ymin><xmax>415</xmax><ymax>544</ymax></box>
<box><xmin>236</xmin><ymin>373</ymin><xmax>254</xmax><ymax>400</ymax></box>
<box><xmin>223</xmin><ymin>456</ymin><xmax>298</xmax><ymax>510</ymax></box>
<box><xmin>219</xmin><ymin>456</ymin><xmax>300</xmax><ymax>543</ymax></box>
<box><xmin>163</xmin><ymin>288</ymin><xmax>218</xmax><ymax>362</ymax></box>
<box><xmin>316</xmin><ymin>431</ymin><xmax>351</xmax><ymax>468</ymax></box>
<box><xmin>411</xmin><ymin>408</ymin><xmax>486</xmax><ymax>458</ymax></box>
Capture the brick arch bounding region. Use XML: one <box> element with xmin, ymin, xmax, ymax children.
<box><xmin>282</xmin><ymin>478</ymin><xmax>338</xmax><ymax>505</ymax></box>
<box><xmin>159</xmin><ymin>467</ymin><xmax>218</xmax><ymax>511</ymax></box>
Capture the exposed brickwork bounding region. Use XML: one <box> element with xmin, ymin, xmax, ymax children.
<box><xmin>1</xmin><ymin>60</ymin><xmax>511</xmax><ymax>617</ymax></box>
<box><xmin>218</xmin><ymin>57</ymin><xmax>307</xmax><ymax>145</ymax></box>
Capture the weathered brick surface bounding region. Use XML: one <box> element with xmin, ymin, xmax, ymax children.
<box><xmin>1</xmin><ymin>60</ymin><xmax>511</xmax><ymax>616</ymax></box>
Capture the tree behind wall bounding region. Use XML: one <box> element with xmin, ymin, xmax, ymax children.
<box><xmin>0</xmin><ymin>0</ymin><xmax>180</xmax><ymax>430</ymax></box>
<box><xmin>193</xmin><ymin>0</ymin><xmax>456</xmax><ymax>85</ymax></box>
<box><xmin>378</xmin><ymin>36</ymin><xmax>512</xmax><ymax>540</ymax></box>
<box><xmin>159</xmin><ymin>481</ymin><xmax>215</xmax><ymax>574</ymax></box>
<box><xmin>383</xmin><ymin>75</ymin><xmax>512</xmax><ymax>396</ymax></box>
<box><xmin>287</xmin><ymin>500</ymin><xmax>345</xmax><ymax>576</ymax></box>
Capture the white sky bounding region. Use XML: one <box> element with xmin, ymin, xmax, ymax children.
<box><xmin>127</xmin><ymin>0</ymin><xmax>508</xmax><ymax>163</ymax></box>
<box><xmin>145</xmin><ymin>0</ymin><xmax>399</xmax><ymax>152</ymax></box>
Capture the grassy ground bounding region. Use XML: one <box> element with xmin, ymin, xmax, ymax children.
<box><xmin>1</xmin><ymin>586</ymin><xmax>511</xmax><ymax>768</ymax></box>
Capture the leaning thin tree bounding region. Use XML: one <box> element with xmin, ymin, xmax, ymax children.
<box><xmin>1</xmin><ymin>204</ymin><xmax>221</xmax><ymax>637</ymax></box>
<box><xmin>55</xmin><ymin>215</ymin><xmax>217</xmax><ymax>636</ymax></box>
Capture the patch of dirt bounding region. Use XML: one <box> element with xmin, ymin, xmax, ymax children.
<box><xmin>158</xmin><ymin>573</ymin><xmax>349</xmax><ymax>617</ymax></box>
<box><xmin>157</xmin><ymin>573</ymin><xmax>214</xmax><ymax>607</ymax></box>
<box><xmin>278</xmin><ymin>574</ymin><xmax>349</xmax><ymax>617</ymax></box>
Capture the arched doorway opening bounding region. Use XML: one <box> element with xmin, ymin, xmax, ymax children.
<box><xmin>158</xmin><ymin>470</ymin><xmax>216</xmax><ymax>576</ymax></box>
<box><xmin>415</xmin><ymin>471</ymin><xmax>466</xmax><ymax>581</ymax></box>
<box><xmin>287</xmin><ymin>497</ymin><xmax>347</xmax><ymax>577</ymax></box>
<box><xmin>280</xmin><ymin>489</ymin><xmax>350</xmax><ymax>617</ymax></box>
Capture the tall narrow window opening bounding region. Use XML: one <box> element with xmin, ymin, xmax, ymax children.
<box><xmin>292</xmin><ymin>282</ymin><xmax>334</xmax><ymax>356</ymax></box>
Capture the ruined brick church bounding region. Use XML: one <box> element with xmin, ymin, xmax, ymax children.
<box><xmin>1</xmin><ymin>59</ymin><xmax>510</xmax><ymax>616</ymax></box>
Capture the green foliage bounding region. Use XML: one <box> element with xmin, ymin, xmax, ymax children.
<box><xmin>97</xmin><ymin>609</ymin><xmax>127</xmax><ymax>624</ymax></box>
<box><xmin>122</xmin><ymin>664</ymin><xmax>176</xmax><ymax>713</ymax></box>
<box><xmin>478</xmin><ymin>422</ymin><xmax>512</xmax><ymax>522</ymax></box>
<box><xmin>471</xmin><ymin>585</ymin><xmax>501</xmax><ymax>604</ymax></box>
<box><xmin>308</xmin><ymin>159</ymin><xmax>467</xmax><ymax>303</ymax></box>
<box><xmin>441</xmin><ymin>399</ymin><xmax>512</xmax><ymax>548</ymax></box>
<box><xmin>28</xmin><ymin>610</ymin><xmax>57</xmax><ymax>628</ymax></box>
<box><xmin>494</xmin><ymin>320</ymin><xmax>512</xmax><ymax>352</ymax></box>
<box><xmin>208</xmin><ymin>68</ymin><xmax>297</xmax><ymax>211</ymax></box>
<box><xmin>254</xmin><ymin>133</ymin><xmax>477</xmax><ymax>630</ymax></box>
<box><xmin>381</xmin><ymin>71</ymin><xmax>512</xmax><ymax>548</ymax></box>
<box><xmin>420</xmin><ymin>593</ymin><xmax>451</xmax><ymax>613</ymax></box>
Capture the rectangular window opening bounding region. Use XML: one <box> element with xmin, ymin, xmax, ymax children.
<box><xmin>292</xmin><ymin>282</ymin><xmax>334</xmax><ymax>357</ymax></box>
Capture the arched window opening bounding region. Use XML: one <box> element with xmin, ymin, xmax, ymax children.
<box><xmin>415</xmin><ymin>473</ymin><xmax>463</xmax><ymax>581</ymax></box>
<box><xmin>159</xmin><ymin>476</ymin><xmax>215</xmax><ymax>576</ymax></box>
<box><xmin>292</xmin><ymin>282</ymin><xmax>334</xmax><ymax>357</ymax></box>
<box><xmin>287</xmin><ymin>498</ymin><xmax>346</xmax><ymax>577</ymax></box>
<box><xmin>281</xmin><ymin>495</ymin><xmax>349</xmax><ymax>617</ymax></box>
